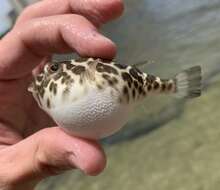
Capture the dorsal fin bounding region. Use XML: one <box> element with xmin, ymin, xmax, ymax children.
<box><xmin>131</xmin><ymin>59</ymin><xmax>155</xmax><ymax>69</ymax></box>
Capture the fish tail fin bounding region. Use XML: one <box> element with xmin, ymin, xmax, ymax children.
<box><xmin>174</xmin><ymin>66</ymin><xmax>202</xmax><ymax>98</ymax></box>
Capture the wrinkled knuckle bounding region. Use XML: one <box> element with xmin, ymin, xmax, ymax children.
<box><xmin>34</xmin><ymin>128</ymin><xmax>73</xmax><ymax>177</ymax></box>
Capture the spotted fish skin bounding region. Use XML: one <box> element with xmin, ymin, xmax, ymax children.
<box><xmin>28</xmin><ymin>58</ymin><xmax>202</xmax><ymax>139</ymax></box>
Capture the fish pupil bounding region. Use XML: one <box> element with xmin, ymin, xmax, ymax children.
<box><xmin>50</xmin><ymin>63</ymin><xmax>59</xmax><ymax>72</ymax></box>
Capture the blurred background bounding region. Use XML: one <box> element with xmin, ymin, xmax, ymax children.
<box><xmin>1</xmin><ymin>0</ymin><xmax>220</xmax><ymax>189</ymax></box>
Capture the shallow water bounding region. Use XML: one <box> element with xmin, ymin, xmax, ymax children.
<box><xmin>38</xmin><ymin>0</ymin><xmax>220</xmax><ymax>190</ymax></box>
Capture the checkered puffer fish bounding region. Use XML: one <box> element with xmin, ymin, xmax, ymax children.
<box><xmin>28</xmin><ymin>58</ymin><xmax>202</xmax><ymax>139</ymax></box>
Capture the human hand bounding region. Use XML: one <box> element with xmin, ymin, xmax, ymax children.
<box><xmin>0</xmin><ymin>0</ymin><xmax>124</xmax><ymax>189</ymax></box>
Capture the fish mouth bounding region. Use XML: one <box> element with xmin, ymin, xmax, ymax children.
<box><xmin>27</xmin><ymin>81</ymin><xmax>35</xmax><ymax>93</ymax></box>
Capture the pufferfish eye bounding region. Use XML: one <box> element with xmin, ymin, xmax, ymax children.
<box><xmin>49</xmin><ymin>63</ymin><xmax>59</xmax><ymax>72</ymax></box>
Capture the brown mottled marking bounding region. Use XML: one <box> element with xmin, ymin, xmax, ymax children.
<box><xmin>138</xmin><ymin>86</ymin><xmax>143</xmax><ymax>94</ymax></box>
<box><xmin>38</xmin><ymin>87</ymin><xmax>45</xmax><ymax>98</ymax></box>
<box><xmin>47</xmin><ymin>98</ymin><xmax>51</xmax><ymax>109</ymax></box>
<box><xmin>53</xmin><ymin>83</ymin><xmax>57</xmax><ymax>95</ymax></box>
<box><xmin>98</xmin><ymin>58</ymin><xmax>112</xmax><ymax>64</ymax></box>
<box><xmin>102</xmin><ymin>74</ymin><xmax>111</xmax><ymax>80</ymax></box>
<box><xmin>102</xmin><ymin>74</ymin><xmax>115</xmax><ymax>86</ymax></box>
<box><xmin>129</xmin><ymin>68</ymin><xmax>139</xmax><ymax>80</ymax></box>
<box><xmin>61</xmin><ymin>77</ymin><xmax>65</xmax><ymax>84</ymax></box>
<box><xmin>42</xmin><ymin>79</ymin><xmax>50</xmax><ymax>88</ymax></box>
<box><xmin>62</xmin><ymin>60</ymin><xmax>72</xmax><ymax>65</ymax></box>
<box><xmin>121</xmin><ymin>72</ymin><xmax>133</xmax><ymax>84</ymax></box>
<box><xmin>132</xmin><ymin>89</ymin><xmax>136</xmax><ymax>99</ymax></box>
<box><xmin>65</xmin><ymin>62</ymin><xmax>75</xmax><ymax>70</ymax></box>
<box><xmin>75</xmin><ymin>57</ymin><xmax>89</xmax><ymax>62</ymax></box>
<box><xmin>112</xmin><ymin>77</ymin><xmax>118</xmax><ymax>84</ymax></box>
<box><xmin>146</xmin><ymin>75</ymin><xmax>156</xmax><ymax>83</ymax></box>
<box><xmin>53</xmin><ymin>72</ymin><xmax>63</xmax><ymax>81</ymax></box>
<box><xmin>96</xmin><ymin>63</ymin><xmax>118</xmax><ymax>75</ymax></box>
<box><xmin>36</xmin><ymin>75</ymin><xmax>43</xmax><ymax>82</ymax></box>
<box><xmin>134</xmin><ymin>81</ymin><xmax>138</xmax><ymax>89</ymax></box>
<box><xmin>114</xmin><ymin>63</ymin><xmax>127</xmax><ymax>69</ymax></box>
<box><xmin>87</xmin><ymin>60</ymin><xmax>95</xmax><ymax>65</ymax></box>
<box><xmin>137</xmin><ymin>76</ymin><xmax>144</xmax><ymax>85</ymax></box>
<box><xmin>167</xmin><ymin>82</ymin><xmax>173</xmax><ymax>91</ymax></box>
<box><xmin>96</xmin><ymin>84</ymin><xmax>103</xmax><ymax>90</ymax></box>
<box><xmin>147</xmin><ymin>85</ymin><xmax>152</xmax><ymax>91</ymax></box>
<box><xmin>123</xmin><ymin>86</ymin><xmax>129</xmax><ymax>102</ymax></box>
<box><xmin>153</xmin><ymin>81</ymin><xmax>160</xmax><ymax>90</ymax></box>
<box><xmin>63</xmin><ymin>87</ymin><xmax>70</xmax><ymax>96</ymax></box>
<box><xmin>161</xmin><ymin>83</ymin><xmax>166</xmax><ymax>91</ymax></box>
<box><xmin>79</xmin><ymin>77</ymin><xmax>83</xmax><ymax>84</ymax></box>
<box><xmin>133</xmin><ymin>66</ymin><xmax>142</xmax><ymax>74</ymax></box>
<box><xmin>49</xmin><ymin>82</ymin><xmax>54</xmax><ymax>92</ymax></box>
<box><xmin>72</xmin><ymin>65</ymin><xmax>86</xmax><ymax>75</ymax></box>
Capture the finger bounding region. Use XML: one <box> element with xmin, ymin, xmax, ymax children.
<box><xmin>0</xmin><ymin>14</ymin><xmax>116</xmax><ymax>79</ymax></box>
<box><xmin>0</xmin><ymin>127</ymin><xmax>106</xmax><ymax>189</ymax></box>
<box><xmin>16</xmin><ymin>0</ymin><xmax>124</xmax><ymax>26</ymax></box>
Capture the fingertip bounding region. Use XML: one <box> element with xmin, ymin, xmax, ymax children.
<box><xmin>62</xmin><ymin>25</ymin><xmax>117</xmax><ymax>59</ymax></box>
<box><xmin>78</xmin><ymin>34</ymin><xmax>117</xmax><ymax>59</ymax></box>
<box><xmin>103</xmin><ymin>0</ymin><xmax>125</xmax><ymax>21</ymax></box>
<box><xmin>69</xmin><ymin>138</ymin><xmax>107</xmax><ymax>176</ymax></box>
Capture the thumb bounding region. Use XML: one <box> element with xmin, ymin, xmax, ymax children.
<box><xmin>0</xmin><ymin>127</ymin><xmax>106</xmax><ymax>190</ymax></box>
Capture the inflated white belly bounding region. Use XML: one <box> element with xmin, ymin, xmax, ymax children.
<box><xmin>48</xmin><ymin>86</ymin><xmax>131</xmax><ymax>139</ymax></box>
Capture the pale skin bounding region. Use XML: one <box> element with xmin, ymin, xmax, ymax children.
<box><xmin>0</xmin><ymin>0</ymin><xmax>124</xmax><ymax>189</ymax></box>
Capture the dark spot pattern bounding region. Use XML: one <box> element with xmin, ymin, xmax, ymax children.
<box><xmin>133</xmin><ymin>66</ymin><xmax>142</xmax><ymax>74</ymax></box>
<box><xmin>42</xmin><ymin>79</ymin><xmax>50</xmax><ymax>88</ymax></box>
<box><xmin>62</xmin><ymin>61</ymin><xmax>72</xmax><ymax>65</ymax></box>
<box><xmin>146</xmin><ymin>75</ymin><xmax>156</xmax><ymax>83</ymax></box>
<box><xmin>147</xmin><ymin>85</ymin><xmax>152</xmax><ymax>91</ymax></box>
<box><xmin>79</xmin><ymin>77</ymin><xmax>83</xmax><ymax>84</ymax></box>
<box><xmin>138</xmin><ymin>86</ymin><xmax>143</xmax><ymax>94</ymax></box>
<box><xmin>72</xmin><ymin>65</ymin><xmax>86</xmax><ymax>75</ymax></box>
<box><xmin>114</xmin><ymin>63</ymin><xmax>127</xmax><ymax>69</ymax></box>
<box><xmin>47</xmin><ymin>98</ymin><xmax>51</xmax><ymax>109</ymax></box>
<box><xmin>53</xmin><ymin>83</ymin><xmax>57</xmax><ymax>95</ymax></box>
<box><xmin>61</xmin><ymin>72</ymin><xmax>70</xmax><ymax>84</ymax></box>
<box><xmin>36</xmin><ymin>75</ymin><xmax>43</xmax><ymax>82</ymax></box>
<box><xmin>65</xmin><ymin>62</ymin><xmax>75</xmax><ymax>70</ymax></box>
<box><xmin>167</xmin><ymin>82</ymin><xmax>173</xmax><ymax>91</ymax></box>
<box><xmin>87</xmin><ymin>60</ymin><xmax>95</xmax><ymax>65</ymax></box>
<box><xmin>53</xmin><ymin>72</ymin><xmax>63</xmax><ymax>81</ymax></box>
<box><xmin>123</xmin><ymin>86</ymin><xmax>129</xmax><ymax>103</ymax></box>
<box><xmin>75</xmin><ymin>57</ymin><xmax>89</xmax><ymax>62</ymax></box>
<box><xmin>153</xmin><ymin>81</ymin><xmax>160</xmax><ymax>90</ymax></box>
<box><xmin>134</xmin><ymin>81</ymin><xmax>138</xmax><ymax>89</ymax></box>
<box><xmin>132</xmin><ymin>89</ymin><xmax>136</xmax><ymax>99</ymax></box>
<box><xmin>38</xmin><ymin>87</ymin><xmax>45</xmax><ymax>98</ymax></box>
<box><xmin>98</xmin><ymin>58</ymin><xmax>112</xmax><ymax>64</ymax></box>
<box><xmin>121</xmin><ymin>72</ymin><xmax>133</xmax><ymax>85</ymax></box>
<box><xmin>49</xmin><ymin>82</ymin><xmax>54</xmax><ymax>92</ymax></box>
<box><xmin>96</xmin><ymin>84</ymin><xmax>103</xmax><ymax>90</ymax></box>
<box><xmin>49</xmin><ymin>81</ymin><xmax>57</xmax><ymax>95</ymax></box>
<box><xmin>129</xmin><ymin>68</ymin><xmax>139</xmax><ymax>80</ymax></box>
<box><xmin>96</xmin><ymin>63</ymin><xmax>118</xmax><ymax>75</ymax></box>
<box><xmin>102</xmin><ymin>74</ymin><xmax>117</xmax><ymax>86</ymax></box>
<box><xmin>63</xmin><ymin>87</ymin><xmax>70</xmax><ymax>96</ymax></box>
<box><xmin>161</xmin><ymin>83</ymin><xmax>166</xmax><ymax>91</ymax></box>
<box><xmin>137</xmin><ymin>76</ymin><xmax>144</xmax><ymax>85</ymax></box>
